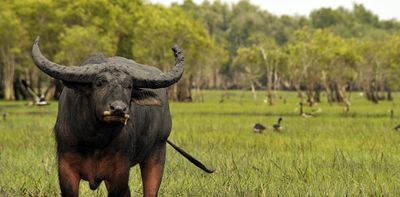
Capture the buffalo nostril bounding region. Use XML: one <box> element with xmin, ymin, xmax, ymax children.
<box><xmin>109</xmin><ymin>101</ymin><xmax>128</xmax><ymax>114</ymax></box>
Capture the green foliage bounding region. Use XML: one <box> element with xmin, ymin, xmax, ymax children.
<box><xmin>0</xmin><ymin>6</ymin><xmax>29</xmax><ymax>99</ymax></box>
<box><xmin>233</xmin><ymin>46</ymin><xmax>264</xmax><ymax>85</ymax></box>
<box><xmin>0</xmin><ymin>10</ymin><xmax>27</xmax><ymax>54</ymax></box>
<box><xmin>54</xmin><ymin>26</ymin><xmax>117</xmax><ymax>65</ymax></box>
<box><xmin>310</xmin><ymin>7</ymin><xmax>345</xmax><ymax>28</ymax></box>
<box><xmin>0</xmin><ymin>0</ymin><xmax>400</xmax><ymax>102</ymax></box>
<box><xmin>132</xmin><ymin>3</ymin><xmax>226</xmax><ymax>88</ymax></box>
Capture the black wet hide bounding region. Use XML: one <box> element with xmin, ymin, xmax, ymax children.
<box><xmin>62</xmin><ymin>81</ymin><xmax>92</xmax><ymax>95</ymax></box>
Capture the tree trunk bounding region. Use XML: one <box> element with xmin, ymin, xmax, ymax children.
<box><xmin>337</xmin><ymin>83</ymin><xmax>350</xmax><ymax>105</ymax></box>
<box><xmin>333</xmin><ymin>83</ymin><xmax>343</xmax><ymax>102</ymax></box>
<box><xmin>367</xmin><ymin>81</ymin><xmax>379</xmax><ymax>103</ymax></box>
<box><xmin>266</xmin><ymin>91</ymin><xmax>273</xmax><ymax>105</ymax></box>
<box><xmin>313</xmin><ymin>84</ymin><xmax>321</xmax><ymax>103</ymax></box>
<box><xmin>168</xmin><ymin>84</ymin><xmax>177</xmax><ymax>101</ymax></box>
<box><xmin>210</xmin><ymin>68</ymin><xmax>220</xmax><ymax>89</ymax></box>
<box><xmin>294</xmin><ymin>82</ymin><xmax>304</xmax><ymax>100</ymax></box>
<box><xmin>13</xmin><ymin>78</ymin><xmax>28</xmax><ymax>100</ymax></box>
<box><xmin>1</xmin><ymin>47</ymin><xmax>15</xmax><ymax>100</ymax></box>
<box><xmin>266</xmin><ymin>70</ymin><xmax>273</xmax><ymax>105</ymax></box>
<box><xmin>347</xmin><ymin>82</ymin><xmax>353</xmax><ymax>101</ymax></box>
<box><xmin>387</xmin><ymin>89</ymin><xmax>393</xmax><ymax>101</ymax></box>
<box><xmin>260</xmin><ymin>47</ymin><xmax>273</xmax><ymax>104</ymax></box>
<box><xmin>37</xmin><ymin>73</ymin><xmax>43</xmax><ymax>96</ymax></box>
<box><xmin>306</xmin><ymin>82</ymin><xmax>314</xmax><ymax>106</ymax></box>
<box><xmin>321</xmin><ymin>71</ymin><xmax>332</xmax><ymax>103</ymax></box>
<box><xmin>250</xmin><ymin>81</ymin><xmax>257</xmax><ymax>100</ymax></box>
<box><xmin>175</xmin><ymin>75</ymin><xmax>193</xmax><ymax>102</ymax></box>
<box><xmin>366</xmin><ymin>90</ymin><xmax>378</xmax><ymax>103</ymax></box>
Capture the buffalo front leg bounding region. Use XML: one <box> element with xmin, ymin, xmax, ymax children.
<box><xmin>105</xmin><ymin>164</ymin><xmax>131</xmax><ymax>197</ymax></box>
<box><xmin>58</xmin><ymin>157</ymin><xmax>80</xmax><ymax>197</ymax></box>
<box><xmin>140</xmin><ymin>143</ymin><xmax>166</xmax><ymax>197</ymax></box>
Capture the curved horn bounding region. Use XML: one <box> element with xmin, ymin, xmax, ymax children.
<box><xmin>32</xmin><ymin>37</ymin><xmax>104</xmax><ymax>83</ymax></box>
<box><xmin>130</xmin><ymin>45</ymin><xmax>184</xmax><ymax>89</ymax></box>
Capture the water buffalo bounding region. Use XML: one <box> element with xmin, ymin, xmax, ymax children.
<box><xmin>31</xmin><ymin>37</ymin><xmax>213</xmax><ymax>197</ymax></box>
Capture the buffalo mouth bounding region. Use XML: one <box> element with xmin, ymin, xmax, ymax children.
<box><xmin>102</xmin><ymin>111</ymin><xmax>130</xmax><ymax>124</ymax></box>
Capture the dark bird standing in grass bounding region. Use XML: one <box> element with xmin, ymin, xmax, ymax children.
<box><xmin>390</xmin><ymin>109</ymin><xmax>394</xmax><ymax>119</ymax></box>
<box><xmin>253</xmin><ymin>123</ymin><xmax>266</xmax><ymax>133</ymax></box>
<box><xmin>394</xmin><ymin>125</ymin><xmax>400</xmax><ymax>131</ymax></box>
<box><xmin>273</xmin><ymin>117</ymin><xmax>283</xmax><ymax>131</ymax></box>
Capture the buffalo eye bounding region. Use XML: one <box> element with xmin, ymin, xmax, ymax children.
<box><xmin>122</xmin><ymin>81</ymin><xmax>132</xmax><ymax>89</ymax></box>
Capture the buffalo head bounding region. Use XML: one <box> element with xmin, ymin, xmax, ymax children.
<box><xmin>32</xmin><ymin>37</ymin><xmax>184</xmax><ymax>125</ymax></box>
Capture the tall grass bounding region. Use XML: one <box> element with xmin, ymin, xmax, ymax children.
<box><xmin>1</xmin><ymin>91</ymin><xmax>400</xmax><ymax>196</ymax></box>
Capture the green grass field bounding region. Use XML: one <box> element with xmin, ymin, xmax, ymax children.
<box><xmin>1</xmin><ymin>91</ymin><xmax>400</xmax><ymax>196</ymax></box>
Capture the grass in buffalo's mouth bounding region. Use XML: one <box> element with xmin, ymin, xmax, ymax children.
<box><xmin>1</xmin><ymin>91</ymin><xmax>400</xmax><ymax>196</ymax></box>
<box><xmin>102</xmin><ymin>115</ymin><xmax>126</xmax><ymax>122</ymax></box>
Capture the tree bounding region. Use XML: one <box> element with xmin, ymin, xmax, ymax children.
<box><xmin>355</xmin><ymin>38</ymin><xmax>388</xmax><ymax>103</ymax></box>
<box><xmin>286</xmin><ymin>28</ymin><xmax>323</xmax><ymax>106</ymax></box>
<box><xmin>318</xmin><ymin>35</ymin><xmax>358</xmax><ymax>105</ymax></box>
<box><xmin>382</xmin><ymin>33</ymin><xmax>400</xmax><ymax>99</ymax></box>
<box><xmin>132</xmin><ymin>5</ymin><xmax>223</xmax><ymax>101</ymax></box>
<box><xmin>232</xmin><ymin>46</ymin><xmax>263</xmax><ymax>100</ymax></box>
<box><xmin>253</xmin><ymin>35</ymin><xmax>286</xmax><ymax>105</ymax></box>
<box><xmin>0</xmin><ymin>9</ymin><xmax>28</xmax><ymax>100</ymax></box>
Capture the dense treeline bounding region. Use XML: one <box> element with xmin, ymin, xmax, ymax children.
<box><xmin>180</xmin><ymin>0</ymin><xmax>400</xmax><ymax>105</ymax></box>
<box><xmin>0</xmin><ymin>0</ymin><xmax>222</xmax><ymax>101</ymax></box>
<box><xmin>1</xmin><ymin>0</ymin><xmax>400</xmax><ymax>105</ymax></box>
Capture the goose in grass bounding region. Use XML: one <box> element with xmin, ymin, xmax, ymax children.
<box><xmin>273</xmin><ymin>117</ymin><xmax>283</xmax><ymax>131</ymax></box>
<box><xmin>253</xmin><ymin>123</ymin><xmax>266</xmax><ymax>133</ymax></box>
<box><xmin>395</xmin><ymin>125</ymin><xmax>400</xmax><ymax>131</ymax></box>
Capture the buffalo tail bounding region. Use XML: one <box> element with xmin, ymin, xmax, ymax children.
<box><xmin>167</xmin><ymin>140</ymin><xmax>214</xmax><ymax>173</ymax></box>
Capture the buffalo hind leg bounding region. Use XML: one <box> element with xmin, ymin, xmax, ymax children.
<box><xmin>58</xmin><ymin>158</ymin><xmax>80</xmax><ymax>197</ymax></box>
<box><xmin>140</xmin><ymin>143</ymin><xmax>166</xmax><ymax>197</ymax></box>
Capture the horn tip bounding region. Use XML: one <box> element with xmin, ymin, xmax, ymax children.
<box><xmin>171</xmin><ymin>44</ymin><xmax>183</xmax><ymax>59</ymax></box>
<box><xmin>34</xmin><ymin>36</ymin><xmax>40</xmax><ymax>45</ymax></box>
<box><xmin>171</xmin><ymin>44</ymin><xmax>181</xmax><ymax>53</ymax></box>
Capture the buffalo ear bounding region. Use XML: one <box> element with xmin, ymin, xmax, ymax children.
<box><xmin>62</xmin><ymin>81</ymin><xmax>92</xmax><ymax>95</ymax></box>
<box><xmin>131</xmin><ymin>89</ymin><xmax>162</xmax><ymax>106</ymax></box>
